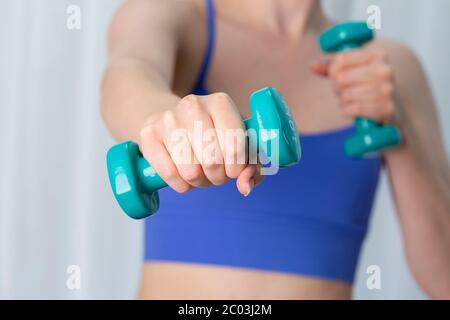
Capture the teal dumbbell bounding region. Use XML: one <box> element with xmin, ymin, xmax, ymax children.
<box><xmin>107</xmin><ymin>87</ymin><xmax>302</xmax><ymax>219</ymax></box>
<box><xmin>319</xmin><ymin>22</ymin><xmax>402</xmax><ymax>158</ymax></box>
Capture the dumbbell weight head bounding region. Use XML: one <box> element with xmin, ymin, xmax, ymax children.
<box><xmin>107</xmin><ymin>141</ymin><xmax>164</xmax><ymax>219</ymax></box>
<box><xmin>107</xmin><ymin>87</ymin><xmax>301</xmax><ymax>220</ymax></box>
<box><xmin>249</xmin><ymin>87</ymin><xmax>301</xmax><ymax>167</ymax></box>
<box><xmin>319</xmin><ymin>22</ymin><xmax>402</xmax><ymax>158</ymax></box>
<box><xmin>319</xmin><ymin>21</ymin><xmax>374</xmax><ymax>52</ymax></box>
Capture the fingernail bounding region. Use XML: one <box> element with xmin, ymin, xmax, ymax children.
<box><xmin>244</xmin><ymin>179</ymin><xmax>255</xmax><ymax>197</ymax></box>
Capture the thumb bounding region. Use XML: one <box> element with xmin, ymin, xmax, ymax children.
<box><xmin>236</xmin><ymin>165</ymin><xmax>264</xmax><ymax>197</ymax></box>
<box><xmin>310</xmin><ymin>59</ymin><xmax>332</xmax><ymax>77</ymax></box>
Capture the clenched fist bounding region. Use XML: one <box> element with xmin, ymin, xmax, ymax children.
<box><xmin>312</xmin><ymin>49</ymin><xmax>396</xmax><ymax>123</ymax></box>
<box><xmin>139</xmin><ymin>93</ymin><xmax>263</xmax><ymax>196</ymax></box>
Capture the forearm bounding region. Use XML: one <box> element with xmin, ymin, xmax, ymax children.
<box><xmin>100</xmin><ymin>57</ymin><xmax>181</xmax><ymax>143</ymax></box>
<box><xmin>385</xmin><ymin>114</ymin><xmax>450</xmax><ymax>298</ymax></box>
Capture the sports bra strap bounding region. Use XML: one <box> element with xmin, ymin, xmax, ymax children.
<box><xmin>191</xmin><ymin>0</ymin><xmax>216</xmax><ymax>95</ymax></box>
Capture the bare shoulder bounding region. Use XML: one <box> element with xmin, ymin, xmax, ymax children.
<box><xmin>108</xmin><ymin>0</ymin><xmax>198</xmax><ymax>43</ymax></box>
<box><xmin>369</xmin><ymin>38</ymin><xmax>428</xmax><ymax>92</ymax></box>
<box><xmin>107</xmin><ymin>0</ymin><xmax>202</xmax><ymax>63</ymax></box>
<box><xmin>113</xmin><ymin>0</ymin><xmax>196</xmax><ymax>21</ymax></box>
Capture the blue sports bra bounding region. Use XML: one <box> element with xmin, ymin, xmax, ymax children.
<box><xmin>144</xmin><ymin>0</ymin><xmax>382</xmax><ymax>283</ymax></box>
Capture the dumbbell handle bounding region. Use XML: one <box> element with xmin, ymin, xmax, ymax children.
<box><xmin>134</xmin><ymin>117</ymin><xmax>254</xmax><ymax>194</ymax></box>
<box><xmin>336</xmin><ymin>43</ymin><xmax>361</xmax><ymax>51</ymax></box>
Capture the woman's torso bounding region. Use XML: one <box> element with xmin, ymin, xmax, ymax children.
<box><xmin>141</xmin><ymin>0</ymin><xmax>381</xmax><ymax>299</ymax></box>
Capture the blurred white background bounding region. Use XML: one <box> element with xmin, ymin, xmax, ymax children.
<box><xmin>0</xmin><ymin>0</ymin><xmax>449</xmax><ymax>299</ymax></box>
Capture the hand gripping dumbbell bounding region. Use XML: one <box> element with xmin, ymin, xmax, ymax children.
<box><xmin>107</xmin><ymin>87</ymin><xmax>302</xmax><ymax>220</ymax></box>
<box><xmin>319</xmin><ymin>22</ymin><xmax>402</xmax><ymax>158</ymax></box>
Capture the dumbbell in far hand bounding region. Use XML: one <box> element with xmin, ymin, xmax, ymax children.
<box><xmin>106</xmin><ymin>87</ymin><xmax>302</xmax><ymax>220</ymax></box>
<box><xmin>319</xmin><ymin>22</ymin><xmax>402</xmax><ymax>158</ymax></box>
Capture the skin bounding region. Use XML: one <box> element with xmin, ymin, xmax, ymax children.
<box><xmin>101</xmin><ymin>0</ymin><xmax>450</xmax><ymax>299</ymax></box>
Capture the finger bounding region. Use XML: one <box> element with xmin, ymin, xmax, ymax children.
<box><xmin>253</xmin><ymin>164</ymin><xmax>265</xmax><ymax>186</ymax></box>
<box><xmin>178</xmin><ymin>95</ymin><xmax>228</xmax><ymax>186</ymax></box>
<box><xmin>200</xmin><ymin>125</ymin><xmax>229</xmax><ymax>185</ymax></box>
<box><xmin>236</xmin><ymin>165</ymin><xmax>257</xmax><ymax>197</ymax></box>
<box><xmin>330</xmin><ymin>49</ymin><xmax>386</xmax><ymax>76</ymax></box>
<box><xmin>341</xmin><ymin>83</ymin><xmax>393</xmax><ymax>104</ymax></box>
<box><xmin>333</xmin><ymin>65</ymin><xmax>391</xmax><ymax>92</ymax></box>
<box><xmin>342</xmin><ymin>99</ymin><xmax>395</xmax><ymax>123</ymax></box>
<box><xmin>310</xmin><ymin>59</ymin><xmax>332</xmax><ymax>77</ymax></box>
<box><xmin>164</xmin><ymin>129</ymin><xmax>210</xmax><ymax>188</ymax></box>
<box><xmin>205</xmin><ymin>92</ymin><xmax>247</xmax><ymax>180</ymax></box>
<box><xmin>140</xmin><ymin>125</ymin><xmax>192</xmax><ymax>193</ymax></box>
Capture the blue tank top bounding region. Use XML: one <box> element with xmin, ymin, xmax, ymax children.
<box><xmin>145</xmin><ymin>0</ymin><xmax>382</xmax><ymax>283</ymax></box>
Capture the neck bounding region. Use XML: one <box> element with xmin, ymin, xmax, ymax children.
<box><xmin>218</xmin><ymin>0</ymin><xmax>329</xmax><ymax>39</ymax></box>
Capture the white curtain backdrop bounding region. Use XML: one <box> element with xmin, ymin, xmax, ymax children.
<box><xmin>0</xmin><ymin>0</ymin><xmax>449</xmax><ymax>299</ymax></box>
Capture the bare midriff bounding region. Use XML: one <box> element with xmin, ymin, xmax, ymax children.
<box><xmin>139</xmin><ymin>262</ymin><xmax>352</xmax><ymax>300</ymax></box>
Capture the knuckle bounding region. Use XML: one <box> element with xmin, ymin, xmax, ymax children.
<box><xmin>212</xmin><ymin>92</ymin><xmax>232</xmax><ymax>105</ymax></box>
<box><xmin>161</xmin><ymin>166</ymin><xmax>179</xmax><ymax>183</ymax></box>
<box><xmin>211</xmin><ymin>175</ymin><xmax>228</xmax><ymax>186</ymax></box>
<box><xmin>174</xmin><ymin>184</ymin><xmax>191</xmax><ymax>194</ymax></box>
<box><xmin>165</xmin><ymin>171</ymin><xmax>191</xmax><ymax>193</ymax></box>
<box><xmin>162</xmin><ymin>110</ymin><xmax>177</xmax><ymax>127</ymax></box>
<box><xmin>140</xmin><ymin>126</ymin><xmax>161</xmax><ymax>151</ymax></box>
<box><xmin>180</xmin><ymin>94</ymin><xmax>198</xmax><ymax>106</ymax></box>
<box><xmin>225</xmin><ymin>163</ymin><xmax>246</xmax><ymax>179</ymax></box>
<box><xmin>380</xmin><ymin>66</ymin><xmax>394</xmax><ymax>80</ymax></box>
<box><xmin>202</xmin><ymin>160</ymin><xmax>222</xmax><ymax>172</ymax></box>
<box><xmin>212</xmin><ymin>92</ymin><xmax>232</xmax><ymax>109</ymax></box>
<box><xmin>181</xmin><ymin>166</ymin><xmax>203</xmax><ymax>183</ymax></box>
<box><xmin>139</xmin><ymin>124</ymin><xmax>156</xmax><ymax>142</ymax></box>
<box><xmin>179</xmin><ymin>95</ymin><xmax>202</xmax><ymax>113</ymax></box>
